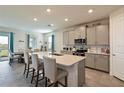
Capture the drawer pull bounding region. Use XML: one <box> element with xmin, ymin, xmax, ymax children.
<box><xmin>112</xmin><ymin>54</ymin><xmax>116</xmax><ymax>56</ymax></box>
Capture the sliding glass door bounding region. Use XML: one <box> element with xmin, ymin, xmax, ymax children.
<box><xmin>48</xmin><ymin>36</ymin><xmax>52</xmax><ymax>51</ymax></box>
<box><xmin>29</xmin><ymin>36</ymin><xmax>37</xmax><ymax>49</ymax></box>
<box><xmin>0</xmin><ymin>35</ymin><xmax>9</xmax><ymax>61</ymax></box>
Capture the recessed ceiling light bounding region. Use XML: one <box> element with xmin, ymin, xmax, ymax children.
<box><xmin>46</xmin><ymin>8</ymin><xmax>51</xmax><ymax>12</ymax></box>
<box><xmin>48</xmin><ymin>24</ymin><xmax>54</xmax><ymax>27</ymax></box>
<box><xmin>64</xmin><ymin>18</ymin><xmax>68</xmax><ymax>21</ymax></box>
<box><xmin>50</xmin><ymin>24</ymin><xmax>54</xmax><ymax>27</ymax></box>
<box><xmin>88</xmin><ymin>9</ymin><xmax>93</xmax><ymax>13</ymax></box>
<box><xmin>33</xmin><ymin>18</ymin><xmax>38</xmax><ymax>21</ymax></box>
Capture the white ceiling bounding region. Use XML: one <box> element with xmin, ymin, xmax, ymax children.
<box><xmin>0</xmin><ymin>5</ymin><xmax>122</xmax><ymax>33</ymax></box>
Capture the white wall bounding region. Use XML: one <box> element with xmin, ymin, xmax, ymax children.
<box><xmin>14</xmin><ymin>30</ymin><xmax>27</xmax><ymax>52</ymax></box>
<box><xmin>43</xmin><ymin>31</ymin><xmax>54</xmax><ymax>50</ymax></box>
<box><xmin>30</xmin><ymin>32</ymin><xmax>44</xmax><ymax>49</ymax></box>
<box><xmin>43</xmin><ymin>29</ymin><xmax>65</xmax><ymax>52</ymax></box>
<box><xmin>0</xmin><ymin>26</ymin><xmax>43</xmax><ymax>52</ymax></box>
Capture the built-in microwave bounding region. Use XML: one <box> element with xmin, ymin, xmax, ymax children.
<box><xmin>75</xmin><ymin>39</ymin><xmax>86</xmax><ymax>45</ymax></box>
<box><xmin>75</xmin><ymin>39</ymin><xmax>82</xmax><ymax>44</ymax></box>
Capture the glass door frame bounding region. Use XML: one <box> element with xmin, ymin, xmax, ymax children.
<box><xmin>0</xmin><ymin>32</ymin><xmax>9</xmax><ymax>57</ymax></box>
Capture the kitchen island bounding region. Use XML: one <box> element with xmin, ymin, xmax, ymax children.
<box><xmin>32</xmin><ymin>52</ymin><xmax>86</xmax><ymax>87</ymax></box>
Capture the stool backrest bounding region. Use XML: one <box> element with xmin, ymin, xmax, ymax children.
<box><xmin>24</xmin><ymin>51</ymin><xmax>29</xmax><ymax>64</ymax></box>
<box><xmin>31</xmin><ymin>54</ymin><xmax>39</xmax><ymax>70</ymax></box>
<box><xmin>43</xmin><ymin>56</ymin><xmax>57</xmax><ymax>82</ymax></box>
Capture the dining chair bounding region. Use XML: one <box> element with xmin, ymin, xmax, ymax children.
<box><xmin>31</xmin><ymin>54</ymin><xmax>44</xmax><ymax>87</ymax></box>
<box><xmin>23</xmin><ymin>51</ymin><xmax>33</xmax><ymax>78</ymax></box>
<box><xmin>43</xmin><ymin>56</ymin><xmax>68</xmax><ymax>87</ymax></box>
<box><xmin>9</xmin><ymin>50</ymin><xmax>21</xmax><ymax>65</ymax></box>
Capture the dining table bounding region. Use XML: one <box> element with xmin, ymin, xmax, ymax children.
<box><xmin>13</xmin><ymin>52</ymin><xmax>24</xmax><ymax>56</ymax></box>
<box><xmin>13</xmin><ymin>52</ymin><xmax>24</xmax><ymax>62</ymax></box>
<box><xmin>32</xmin><ymin>52</ymin><xmax>86</xmax><ymax>87</ymax></box>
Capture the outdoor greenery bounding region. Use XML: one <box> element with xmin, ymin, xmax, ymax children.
<box><xmin>0</xmin><ymin>44</ymin><xmax>8</xmax><ymax>50</ymax></box>
<box><xmin>0</xmin><ymin>50</ymin><xmax>8</xmax><ymax>57</ymax></box>
<box><xmin>0</xmin><ymin>43</ymin><xmax>8</xmax><ymax>57</ymax></box>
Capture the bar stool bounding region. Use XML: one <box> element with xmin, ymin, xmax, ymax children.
<box><xmin>23</xmin><ymin>51</ymin><xmax>33</xmax><ymax>78</ymax></box>
<box><xmin>43</xmin><ymin>56</ymin><xmax>68</xmax><ymax>87</ymax></box>
<box><xmin>31</xmin><ymin>54</ymin><xmax>44</xmax><ymax>87</ymax></box>
<box><xmin>9</xmin><ymin>50</ymin><xmax>21</xmax><ymax>65</ymax></box>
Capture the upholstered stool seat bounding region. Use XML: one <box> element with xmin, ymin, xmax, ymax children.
<box><xmin>43</xmin><ymin>56</ymin><xmax>68</xmax><ymax>87</ymax></box>
<box><xmin>57</xmin><ymin>68</ymin><xmax>68</xmax><ymax>81</ymax></box>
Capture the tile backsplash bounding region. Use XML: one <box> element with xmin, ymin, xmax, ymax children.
<box><xmin>87</xmin><ymin>45</ymin><xmax>110</xmax><ymax>54</ymax></box>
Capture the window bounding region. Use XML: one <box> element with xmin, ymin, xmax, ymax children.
<box><xmin>29</xmin><ymin>36</ymin><xmax>37</xmax><ymax>49</ymax></box>
<box><xmin>48</xmin><ymin>36</ymin><xmax>52</xmax><ymax>51</ymax></box>
<box><xmin>0</xmin><ymin>35</ymin><xmax>9</xmax><ymax>58</ymax></box>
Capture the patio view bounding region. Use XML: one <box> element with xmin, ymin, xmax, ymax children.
<box><xmin>0</xmin><ymin>36</ymin><xmax>8</xmax><ymax>61</ymax></box>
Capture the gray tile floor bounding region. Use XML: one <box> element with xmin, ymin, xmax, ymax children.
<box><xmin>0</xmin><ymin>61</ymin><xmax>124</xmax><ymax>87</ymax></box>
<box><xmin>0</xmin><ymin>57</ymin><xmax>8</xmax><ymax>61</ymax></box>
<box><xmin>0</xmin><ymin>61</ymin><xmax>45</xmax><ymax>87</ymax></box>
<box><xmin>85</xmin><ymin>68</ymin><xmax>124</xmax><ymax>87</ymax></box>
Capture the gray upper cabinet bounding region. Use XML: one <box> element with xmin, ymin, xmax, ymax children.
<box><xmin>68</xmin><ymin>30</ymin><xmax>75</xmax><ymax>45</ymax></box>
<box><xmin>76</xmin><ymin>26</ymin><xmax>86</xmax><ymax>39</ymax></box>
<box><xmin>63</xmin><ymin>31</ymin><xmax>69</xmax><ymax>45</ymax></box>
<box><xmin>87</xmin><ymin>24</ymin><xmax>109</xmax><ymax>45</ymax></box>
<box><xmin>87</xmin><ymin>27</ymin><xmax>96</xmax><ymax>45</ymax></box>
<box><xmin>73</xmin><ymin>29</ymin><xmax>80</xmax><ymax>39</ymax></box>
<box><xmin>63</xmin><ymin>26</ymin><xmax>86</xmax><ymax>46</ymax></box>
<box><xmin>96</xmin><ymin>25</ymin><xmax>109</xmax><ymax>45</ymax></box>
<box><xmin>79</xmin><ymin>26</ymin><xmax>86</xmax><ymax>39</ymax></box>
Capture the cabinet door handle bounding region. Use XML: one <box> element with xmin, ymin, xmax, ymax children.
<box><xmin>112</xmin><ymin>54</ymin><xmax>116</xmax><ymax>56</ymax></box>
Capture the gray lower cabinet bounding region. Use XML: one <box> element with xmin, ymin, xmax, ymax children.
<box><xmin>87</xmin><ymin>25</ymin><xmax>109</xmax><ymax>45</ymax></box>
<box><xmin>85</xmin><ymin>54</ymin><xmax>95</xmax><ymax>68</ymax></box>
<box><xmin>95</xmin><ymin>55</ymin><xmax>109</xmax><ymax>72</ymax></box>
<box><xmin>85</xmin><ymin>53</ymin><xmax>109</xmax><ymax>72</ymax></box>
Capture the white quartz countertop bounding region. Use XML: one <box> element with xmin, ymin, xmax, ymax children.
<box><xmin>32</xmin><ymin>52</ymin><xmax>86</xmax><ymax>66</ymax></box>
<box><xmin>85</xmin><ymin>52</ymin><xmax>110</xmax><ymax>56</ymax></box>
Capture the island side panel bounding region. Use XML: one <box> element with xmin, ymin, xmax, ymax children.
<box><xmin>78</xmin><ymin>59</ymin><xmax>85</xmax><ymax>86</ymax></box>
<box><xmin>57</xmin><ymin>59</ymin><xmax>85</xmax><ymax>87</ymax></box>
